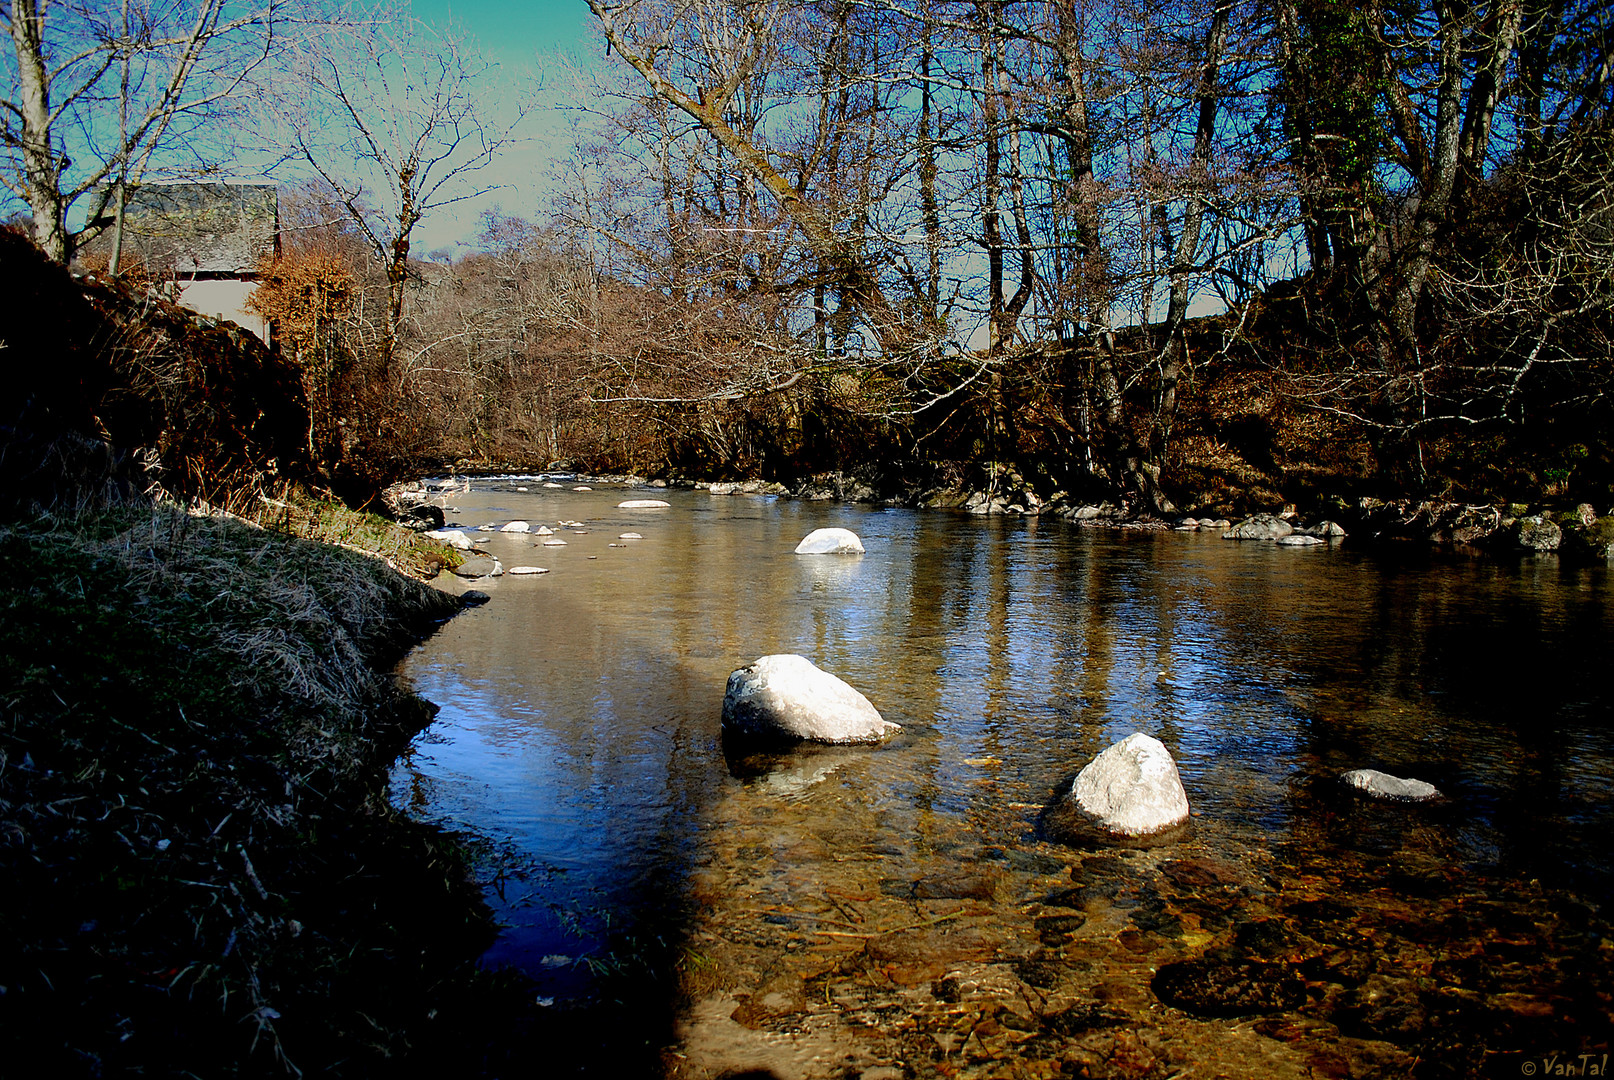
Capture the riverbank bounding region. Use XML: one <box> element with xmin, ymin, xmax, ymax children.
<box><xmin>394</xmin><ymin>469</ymin><xmax>1614</xmax><ymax>564</ymax></box>
<box><xmin>0</xmin><ymin>499</ymin><xmax>532</xmax><ymax>1076</ymax></box>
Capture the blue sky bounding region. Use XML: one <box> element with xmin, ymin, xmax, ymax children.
<box><xmin>408</xmin><ymin>0</ymin><xmax>602</xmax><ymax>252</ymax></box>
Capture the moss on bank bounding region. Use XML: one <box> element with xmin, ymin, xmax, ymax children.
<box><xmin>0</xmin><ymin>503</ymin><xmax>514</xmax><ymax>1077</ymax></box>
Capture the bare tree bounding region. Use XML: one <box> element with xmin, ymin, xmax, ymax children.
<box><xmin>0</xmin><ymin>0</ymin><xmax>281</xmax><ymax>263</ymax></box>
<box><xmin>271</xmin><ymin>5</ymin><xmax>526</xmax><ymax>376</ymax></box>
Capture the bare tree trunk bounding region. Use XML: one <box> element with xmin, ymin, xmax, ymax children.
<box><xmin>919</xmin><ymin>40</ymin><xmax>942</xmax><ymax>328</ymax></box>
<box><xmin>1145</xmin><ymin>0</ymin><xmax>1232</xmax><ymax>514</ymax></box>
<box><xmin>9</xmin><ymin>0</ymin><xmax>69</xmax><ymax>261</ymax></box>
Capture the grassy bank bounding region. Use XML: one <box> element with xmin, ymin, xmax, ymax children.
<box><xmin>0</xmin><ymin>501</ymin><xmax>518</xmax><ymax>1077</ymax></box>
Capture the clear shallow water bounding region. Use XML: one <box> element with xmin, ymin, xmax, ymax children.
<box><xmin>392</xmin><ymin>481</ymin><xmax>1614</xmax><ymax>1074</ymax></box>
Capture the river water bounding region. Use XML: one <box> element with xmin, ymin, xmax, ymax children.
<box><xmin>392</xmin><ymin>479</ymin><xmax>1614</xmax><ymax>1078</ymax></box>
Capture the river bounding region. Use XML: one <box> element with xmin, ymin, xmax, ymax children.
<box><xmin>392</xmin><ymin>479</ymin><xmax>1614</xmax><ymax>1078</ymax></box>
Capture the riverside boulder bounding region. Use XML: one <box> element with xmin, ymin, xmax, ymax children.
<box><xmin>425</xmin><ymin>528</ymin><xmax>474</xmax><ymax>550</ymax></box>
<box><xmin>794</xmin><ymin>527</ymin><xmax>865</xmax><ymax>554</ymax></box>
<box><xmin>722</xmin><ymin>654</ymin><xmax>898</xmax><ymax>744</ymax></box>
<box><xmin>1222</xmin><ymin>514</ymin><xmax>1294</xmax><ymax>541</ymax></box>
<box><xmin>1070</xmin><ymin>732</ymin><xmax>1191</xmax><ymax>837</ymax></box>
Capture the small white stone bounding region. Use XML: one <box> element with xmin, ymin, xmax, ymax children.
<box><xmin>572</xmin><ymin>485</ymin><xmax>593</xmax><ymax>491</ymax></box>
<box><xmin>535</xmin><ymin>526</ymin><xmax>554</xmax><ymax>535</ymax></box>
<box><xmin>619</xmin><ymin>532</ymin><xmax>643</xmax><ymax>540</ymax></box>
<box><xmin>541</xmin><ymin>539</ymin><xmax>568</xmax><ymax>546</ymax></box>
<box><xmin>500</xmin><ymin>520</ymin><xmax>531</xmax><ymax>533</ymax></box>
<box><xmin>618</xmin><ymin>499</ymin><xmax>671</xmax><ymax>508</ymax></box>
<box><xmin>507</xmin><ymin>566</ymin><xmax>550</xmax><ymax>575</ymax></box>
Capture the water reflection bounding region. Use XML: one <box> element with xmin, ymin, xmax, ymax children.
<box><xmin>393</xmin><ymin>481</ymin><xmax>1614</xmax><ymax>1074</ymax></box>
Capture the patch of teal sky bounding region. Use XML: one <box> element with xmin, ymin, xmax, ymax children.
<box><xmin>408</xmin><ymin>0</ymin><xmax>602</xmax><ymax>255</ymax></box>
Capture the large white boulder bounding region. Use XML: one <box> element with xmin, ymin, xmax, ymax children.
<box><xmin>1070</xmin><ymin>733</ymin><xmax>1191</xmax><ymax>837</ymax></box>
<box><xmin>500</xmin><ymin>520</ymin><xmax>531</xmax><ymax>533</ymax></box>
<box><xmin>794</xmin><ymin>527</ymin><xmax>865</xmax><ymax>554</ymax></box>
<box><xmin>1341</xmin><ymin>769</ymin><xmax>1439</xmax><ymax>801</ymax></box>
<box><xmin>722</xmin><ymin>655</ymin><xmax>899</xmax><ymax>744</ymax></box>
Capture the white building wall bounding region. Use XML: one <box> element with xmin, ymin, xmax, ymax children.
<box><xmin>176</xmin><ymin>279</ymin><xmax>270</xmax><ymax>345</ymax></box>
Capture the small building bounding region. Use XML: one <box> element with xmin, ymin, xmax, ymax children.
<box><xmin>83</xmin><ymin>183</ymin><xmax>280</xmax><ymax>344</ymax></box>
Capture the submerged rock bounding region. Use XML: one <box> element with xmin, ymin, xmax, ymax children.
<box><xmin>794</xmin><ymin>527</ymin><xmax>865</xmax><ymax>554</ymax></box>
<box><xmin>1070</xmin><ymin>732</ymin><xmax>1190</xmax><ymax>837</ymax></box>
<box><xmin>1223</xmin><ymin>514</ymin><xmax>1294</xmax><ymax>541</ymax></box>
<box><xmin>1153</xmin><ymin>957</ymin><xmax>1306</xmax><ymax>1017</ymax></box>
<box><xmin>1341</xmin><ymin>768</ymin><xmax>1439</xmax><ymax>801</ymax></box>
<box><xmin>1277</xmin><ymin>534</ymin><xmax>1325</xmax><ymax>546</ymax></box>
<box><xmin>618</xmin><ymin>499</ymin><xmax>670</xmax><ymax>508</ymax></box>
<box><xmin>722</xmin><ymin>654</ymin><xmax>898</xmax><ymax>744</ymax></box>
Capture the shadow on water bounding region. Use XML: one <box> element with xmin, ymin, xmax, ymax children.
<box><xmin>392</xmin><ymin>482</ymin><xmax>1614</xmax><ymax>1077</ymax></box>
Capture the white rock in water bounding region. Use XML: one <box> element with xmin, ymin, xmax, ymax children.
<box><xmin>794</xmin><ymin>527</ymin><xmax>865</xmax><ymax>554</ymax></box>
<box><xmin>500</xmin><ymin>520</ymin><xmax>531</xmax><ymax>533</ymax></box>
<box><xmin>618</xmin><ymin>499</ymin><xmax>670</xmax><ymax>508</ymax></box>
<box><xmin>1341</xmin><ymin>769</ymin><xmax>1439</xmax><ymax>801</ymax></box>
<box><xmin>1071</xmin><ymin>733</ymin><xmax>1191</xmax><ymax>837</ymax></box>
<box><xmin>541</xmin><ymin>538</ymin><xmax>568</xmax><ymax>546</ymax></box>
<box><xmin>722</xmin><ymin>655</ymin><xmax>899</xmax><ymax>745</ymax></box>
<box><xmin>535</xmin><ymin>526</ymin><xmax>554</xmax><ymax>535</ymax></box>
<box><xmin>507</xmin><ymin>566</ymin><xmax>550</xmax><ymax>575</ymax></box>
<box><xmin>619</xmin><ymin>532</ymin><xmax>643</xmax><ymax>540</ymax></box>
<box><xmin>544</xmin><ymin>482</ymin><xmax>564</xmax><ymax>489</ymax></box>
<box><xmin>425</xmin><ymin>529</ymin><xmax>473</xmax><ymax>550</ymax></box>
<box><xmin>573</xmin><ymin>485</ymin><xmax>593</xmax><ymax>491</ymax></box>
<box><xmin>1276</xmin><ymin>534</ymin><xmax>1325</xmax><ymax>546</ymax></box>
